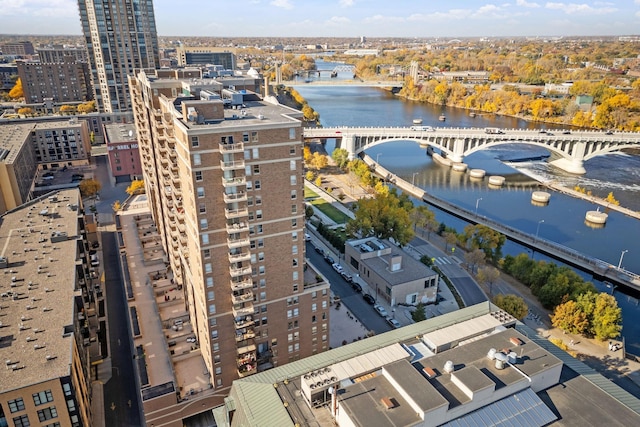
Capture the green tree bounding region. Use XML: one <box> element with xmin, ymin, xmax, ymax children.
<box><xmin>492</xmin><ymin>294</ymin><xmax>528</xmax><ymax>320</ymax></box>
<box><xmin>409</xmin><ymin>205</ymin><xmax>435</xmax><ymax>235</ymax></box>
<box><xmin>331</xmin><ymin>148</ymin><xmax>350</xmax><ymax>169</ymax></box>
<box><xmin>412</xmin><ymin>302</ymin><xmax>427</xmax><ymax>322</ymax></box>
<box><xmin>305</xmin><ymin>204</ymin><xmax>314</xmax><ymax>220</ymax></box>
<box><xmin>461</xmin><ymin>224</ymin><xmax>506</xmax><ymax>263</ymax></box>
<box><xmin>346</xmin><ymin>192</ymin><xmax>414</xmax><ymax>246</ymax></box>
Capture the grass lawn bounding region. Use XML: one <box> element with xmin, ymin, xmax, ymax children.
<box><xmin>304</xmin><ymin>185</ymin><xmax>319</xmax><ymax>199</ymax></box>
<box><xmin>310</xmin><ymin>198</ymin><xmax>350</xmax><ymax>224</ymax></box>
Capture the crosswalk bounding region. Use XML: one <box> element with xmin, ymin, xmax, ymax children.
<box><xmin>432</xmin><ymin>256</ymin><xmax>453</xmax><ymax>265</ymax></box>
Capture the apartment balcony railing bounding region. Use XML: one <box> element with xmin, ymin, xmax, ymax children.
<box><xmin>227</xmin><ymin>236</ymin><xmax>250</xmax><ymax>250</ymax></box>
<box><xmin>226</xmin><ymin>221</ymin><xmax>249</xmax><ymax>234</ymax></box>
<box><xmin>220</xmin><ymin>159</ymin><xmax>245</xmax><ymax>171</ymax></box>
<box><xmin>225</xmin><ymin>207</ymin><xmax>248</xmax><ymax>220</ymax></box>
<box><xmin>219</xmin><ymin>142</ymin><xmax>244</xmax><ymax>153</ymax></box>
<box><xmin>234</xmin><ymin>316</ymin><xmax>254</xmax><ymax>329</ymax></box>
<box><xmin>228</xmin><ymin>251</ymin><xmax>251</xmax><ymax>264</ymax></box>
<box><xmin>232</xmin><ymin>303</ymin><xmax>254</xmax><ymax>318</ymax></box>
<box><xmin>231</xmin><ymin>278</ymin><xmax>253</xmax><ymax>292</ymax></box>
<box><xmin>231</xmin><ymin>291</ymin><xmax>254</xmax><ymax>305</ymax></box>
<box><xmin>229</xmin><ymin>265</ymin><xmax>252</xmax><ymax>278</ymax></box>
<box><xmin>222</xmin><ymin>176</ymin><xmax>246</xmax><ymax>188</ymax></box>
<box><xmin>223</xmin><ymin>192</ymin><xmax>247</xmax><ymax>204</ymax></box>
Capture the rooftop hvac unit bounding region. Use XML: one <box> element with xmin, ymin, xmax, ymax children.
<box><xmin>444</xmin><ymin>360</ymin><xmax>454</xmax><ymax>374</ymax></box>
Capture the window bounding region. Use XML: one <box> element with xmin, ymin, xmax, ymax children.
<box><xmin>46</xmin><ymin>421</ymin><xmax>61</xmax><ymax>427</ymax></box>
<box><xmin>202</xmin><ymin>233</ymin><xmax>209</xmax><ymax>245</ymax></box>
<box><xmin>258</xmin><ymin>266</ymin><xmax>265</xmax><ymax>275</ymax></box>
<box><xmin>191</xmin><ymin>136</ymin><xmax>199</xmax><ymax>147</ymax></box>
<box><xmin>193</xmin><ymin>153</ymin><xmax>201</xmax><ymax>165</ymax></box>
<box><xmin>291</xmin><ymin>204</ymin><xmax>297</xmax><ymax>214</ymax></box>
<box><xmin>213</xmin><ymin>343</ymin><xmax>220</xmax><ymax>352</ymax></box>
<box><xmin>13</xmin><ymin>415</ymin><xmax>29</xmax><ymax>427</ymax></box>
<box><xmin>33</xmin><ymin>390</ymin><xmax>53</xmax><ymax>406</ymax></box>
<box><xmin>252</xmin><ymin>148</ymin><xmax>259</xmax><ymax>158</ymax></box>
<box><xmin>290</xmin><ymin>160</ymin><xmax>296</xmax><ymax>170</ymax></box>
<box><xmin>255</xmin><ymin>196</ymin><xmax>262</xmax><ymax>205</ymax></box>
<box><xmin>292</xmin><ymin>245</ymin><xmax>298</xmax><ymax>255</ymax></box>
<box><xmin>289</xmin><ymin>128</ymin><xmax>296</xmax><ymax>139</ymax></box>
<box><xmin>209</xmin><ymin>304</ymin><xmax>216</xmax><ymax>315</ymax></box>
<box><xmin>200</xmin><ymin>219</ymin><xmax>208</xmax><ymax>229</ymax></box>
<box><xmin>215</xmin><ymin>366</ymin><xmax>222</xmax><ymax>375</ymax></box>
<box><xmin>257</xmin><ymin>239</ymin><xmax>264</xmax><ymax>248</ymax></box>
<box><xmin>205</xmin><ymin>263</ymin><xmax>212</xmax><ymax>273</ymax></box>
<box><xmin>260</xmin><ymin>291</ymin><xmax>266</xmax><ymax>300</ymax></box>
<box><xmin>292</xmin><ymin>259</ymin><xmax>298</xmax><ymax>267</ymax></box>
<box><xmin>62</xmin><ymin>383</ymin><xmax>72</xmax><ymax>396</ymax></box>
<box><xmin>290</xmin><ymin>175</ymin><xmax>297</xmax><ymax>185</ymax></box>
<box><xmin>291</xmin><ymin>219</ymin><xmax>297</xmax><ymax>227</ymax></box>
<box><xmin>206</xmin><ymin>277</ymin><xmax>213</xmax><ymax>288</ymax></box>
<box><xmin>256</xmin><ymin>210</ymin><xmax>262</xmax><ymax>219</ymax></box>
<box><xmin>257</xmin><ymin>225</ymin><xmax>263</xmax><ymax>234</ymax></box>
<box><xmin>243</xmin><ymin>132</ymin><xmax>249</xmax><ymax>142</ymax></box>
<box><xmin>208</xmin><ymin>291</ymin><xmax>215</xmax><ymax>300</ymax></box>
<box><xmin>251</xmin><ymin>131</ymin><xmax>258</xmax><ymax>142</ymax></box>
<box><xmin>253</xmin><ymin>165</ymin><xmax>260</xmax><ymax>174</ymax></box>
<box><xmin>196</xmin><ymin>187</ymin><xmax>205</xmax><ymax>198</ymax></box>
<box><xmin>9</xmin><ymin>398</ymin><xmax>25</xmax><ymax>413</ymax></box>
<box><xmin>258</xmin><ymin>252</ymin><xmax>265</xmax><ymax>261</ymax></box>
<box><xmin>290</xmin><ymin>146</ymin><xmax>296</xmax><ymax>155</ymax></box>
<box><xmin>214</xmin><ymin>354</ymin><xmax>221</xmax><ymax>363</ymax></box>
<box><xmin>211</xmin><ymin>329</ymin><xmax>218</xmax><ymax>339</ymax></box>
<box><xmin>66</xmin><ymin>398</ymin><xmax>76</xmax><ymax>412</ymax></box>
<box><xmin>203</xmin><ymin>249</ymin><xmax>211</xmax><ymax>259</ymax></box>
<box><xmin>195</xmin><ymin>171</ymin><xmax>203</xmax><ymax>181</ymax></box>
<box><xmin>291</xmin><ymin>190</ymin><xmax>297</xmax><ymax>199</ymax></box>
<box><xmin>199</xmin><ymin>203</ymin><xmax>206</xmax><ymax>214</ymax></box>
<box><xmin>312</xmin><ymin>303</ymin><xmax>317</xmax><ymax>312</ymax></box>
<box><xmin>37</xmin><ymin>406</ymin><xmax>57</xmax><ymax>422</ymax></box>
<box><xmin>254</xmin><ymin>180</ymin><xmax>261</xmax><ymax>190</ymax></box>
<box><xmin>246</xmin><ymin>181</ymin><xmax>252</xmax><ymax>190</ymax></box>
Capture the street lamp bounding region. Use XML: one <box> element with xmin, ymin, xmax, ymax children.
<box><xmin>376</xmin><ymin>153</ymin><xmax>383</xmax><ymax>164</ymax></box>
<box><xmin>618</xmin><ymin>250</ymin><xmax>628</xmax><ymax>269</ymax></box>
<box><xmin>412</xmin><ymin>172</ymin><xmax>419</xmax><ymax>186</ymax></box>
<box><xmin>475</xmin><ymin>197</ymin><xmax>482</xmax><ymax>216</ymax></box>
<box><xmin>535</xmin><ymin>219</ymin><xmax>544</xmax><ymax>241</ymax></box>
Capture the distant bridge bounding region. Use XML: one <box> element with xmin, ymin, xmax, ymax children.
<box><xmin>285</xmin><ymin>79</ymin><xmax>404</xmax><ymax>88</ymax></box>
<box><xmin>303</xmin><ymin>126</ymin><xmax>640</xmax><ymax>174</ymax></box>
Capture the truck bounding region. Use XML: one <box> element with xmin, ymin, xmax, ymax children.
<box><xmin>484</xmin><ymin>127</ymin><xmax>504</xmax><ymax>134</ymax></box>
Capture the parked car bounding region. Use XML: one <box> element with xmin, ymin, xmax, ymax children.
<box><xmin>304</xmin><ymin>233</ymin><xmax>311</xmax><ymax>241</ymax></box>
<box><xmin>42</xmin><ymin>175</ymin><xmax>55</xmax><ymax>180</ymax></box>
<box><xmin>351</xmin><ymin>282</ymin><xmax>362</xmax><ymax>293</ymax></box>
<box><xmin>374</xmin><ymin>304</ymin><xmax>388</xmax><ymax>317</ymax></box>
<box><xmin>91</xmin><ymin>241</ymin><xmax>100</xmax><ymax>248</ymax></box>
<box><xmin>362</xmin><ymin>294</ymin><xmax>375</xmax><ymax>305</ymax></box>
<box><xmin>324</xmin><ymin>255</ymin><xmax>335</xmax><ymax>265</ymax></box>
<box><xmin>332</xmin><ymin>263</ymin><xmax>343</xmax><ymax>273</ymax></box>
<box><xmin>340</xmin><ymin>271</ymin><xmax>353</xmax><ymax>283</ymax></box>
<box><xmin>186</xmin><ymin>336</ymin><xmax>197</xmax><ymax>343</ymax></box>
<box><xmin>314</xmin><ymin>245</ymin><xmax>323</xmax><ymax>254</ymax></box>
<box><xmin>386</xmin><ymin>317</ymin><xmax>401</xmax><ymax>329</ymax></box>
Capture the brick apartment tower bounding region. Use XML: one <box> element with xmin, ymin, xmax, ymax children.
<box><xmin>77</xmin><ymin>0</ymin><xmax>159</xmax><ymax>112</ymax></box>
<box><xmin>129</xmin><ymin>70</ymin><xmax>330</xmax><ymax>392</ymax></box>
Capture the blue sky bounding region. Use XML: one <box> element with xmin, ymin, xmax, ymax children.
<box><xmin>1</xmin><ymin>0</ymin><xmax>639</xmax><ymax>37</ymax></box>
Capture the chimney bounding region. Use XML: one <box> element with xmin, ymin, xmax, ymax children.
<box><xmin>390</xmin><ymin>255</ymin><xmax>402</xmax><ymax>272</ymax></box>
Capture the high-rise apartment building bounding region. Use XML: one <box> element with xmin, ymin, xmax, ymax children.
<box><xmin>77</xmin><ymin>0</ymin><xmax>160</xmax><ymax>113</ymax></box>
<box><xmin>129</xmin><ymin>69</ymin><xmax>330</xmax><ymax>394</ymax></box>
<box><xmin>17</xmin><ymin>57</ymin><xmax>93</xmax><ymax>104</ymax></box>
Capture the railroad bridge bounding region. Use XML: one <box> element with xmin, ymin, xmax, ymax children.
<box><xmin>303</xmin><ymin>126</ymin><xmax>640</xmax><ymax>174</ymax></box>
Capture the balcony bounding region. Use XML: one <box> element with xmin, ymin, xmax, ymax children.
<box><xmin>232</xmin><ymin>303</ymin><xmax>254</xmax><ymax>318</ymax></box>
<box><xmin>227</xmin><ymin>236</ymin><xmax>250</xmax><ymax>250</ymax></box>
<box><xmin>234</xmin><ymin>315</ymin><xmax>254</xmax><ymax>329</ymax></box>
<box><xmin>219</xmin><ymin>142</ymin><xmax>244</xmax><ymax>153</ymax></box>
<box><xmin>222</xmin><ymin>176</ymin><xmax>246</xmax><ymax>188</ymax></box>
<box><xmin>231</xmin><ymin>278</ymin><xmax>253</xmax><ymax>292</ymax></box>
<box><xmin>231</xmin><ymin>290</ymin><xmax>253</xmax><ymax>304</ymax></box>
<box><xmin>220</xmin><ymin>159</ymin><xmax>245</xmax><ymax>171</ymax></box>
<box><xmin>223</xmin><ymin>192</ymin><xmax>247</xmax><ymax>204</ymax></box>
<box><xmin>228</xmin><ymin>251</ymin><xmax>251</xmax><ymax>263</ymax></box>
<box><xmin>226</xmin><ymin>221</ymin><xmax>249</xmax><ymax>234</ymax></box>
<box><xmin>225</xmin><ymin>207</ymin><xmax>248</xmax><ymax>220</ymax></box>
<box><xmin>235</xmin><ymin>329</ymin><xmax>256</xmax><ymax>343</ymax></box>
<box><xmin>229</xmin><ymin>265</ymin><xmax>252</xmax><ymax>278</ymax></box>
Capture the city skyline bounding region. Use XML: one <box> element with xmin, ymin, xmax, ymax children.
<box><xmin>1</xmin><ymin>0</ymin><xmax>639</xmax><ymax>38</ymax></box>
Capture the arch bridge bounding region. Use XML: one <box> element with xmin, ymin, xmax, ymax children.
<box><xmin>303</xmin><ymin>126</ymin><xmax>640</xmax><ymax>174</ymax></box>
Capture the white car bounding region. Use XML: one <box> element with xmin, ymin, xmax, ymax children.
<box><xmin>332</xmin><ymin>263</ymin><xmax>343</xmax><ymax>273</ymax></box>
<box><xmin>386</xmin><ymin>317</ymin><xmax>401</xmax><ymax>329</ymax></box>
<box><xmin>304</xmin><ymin>233</ymin><xmax>311</xmax><ymax>241</ymax></box>
<box><xmin>373</xmin><ymin>304</ymin><xmax>388</xmax><ymax>317</ymax></box>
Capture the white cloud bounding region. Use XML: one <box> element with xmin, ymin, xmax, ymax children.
<box><xmin>270</xmin><ymin>0</ymin><xmax>293</xmax><ymax>9</ymax></box>
<box><xmin>326</xmin><ymin>16</ymin><xmax>351</xmax><ymax>25</ymax></box>
<box><xmin>363</xmin><ymin>14</ymin><xmax>406</xmax><ymax>24</ymax></box>
<box><xmin>545</xmin><ymin>2</ymin><xmax>617</xmax><ymax>14</ymax></box>
<box><xmin>0</xmin><ymin>0</ymin><xmax>77</xmax><ymax>17</ymax></box>
<box><xmin>339</xmin><ymin>0</ymin><xmax>355</xmax><ymax>7</ymax></box>
<box><xmin>516</xmin><ymin>0</ymin><xmax>541</xmax><ymax>7</ymax></box>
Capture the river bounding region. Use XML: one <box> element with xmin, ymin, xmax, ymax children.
<box><xmin>293</xmin><ymin>60</ymin><xmax>640</xmax><ymax>353</ymax></box>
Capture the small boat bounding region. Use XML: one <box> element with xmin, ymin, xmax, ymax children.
<box><xmin>439</xmin><ymin>114</ymin><xmax>446</xmax><ymax>121</ymax></box>
<box><xmin>469</xmin><ymin>112</ymin><xmax>476</xmax><ymax>118</ymax></box>
<box><xmin>412</xmin><ymin>118</ymin><xmax>423</xmax><ymax>124</ymax></box>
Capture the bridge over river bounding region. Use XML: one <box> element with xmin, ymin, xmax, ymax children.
<box><xmin>304</xmin><ymin>126</ymin><xmax>640</xmax><ymax>174</ymax></box>
<box><xmin>359</xmin><ymin>154</ymin><xmax>640</xmax><ymax>294</ymax></box>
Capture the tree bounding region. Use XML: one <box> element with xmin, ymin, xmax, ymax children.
<box><xmin>461</xmin><ymin>224</ymin><xmax>506</xmax><ymax>262</ymax></box>
<box><xmin>305</xmin><ymin>204</ymin><xmax>314</xmax><ymax>220</ymax></box>
<box><xmin>310</xmin><ymin>152</ymin><xmax>328</xmax><ymax>170</ymax></box>
<box><xmin>77</xmin><ymin>101</ymin><xmax>96</xmax><ymax>113</ymax></box>
<box><xmin>346</xmin><ymin>192</ymin><xmax>414</xmax><ymax>246</ymax></box>
<box><xmin>476</xmin><ymin>265</ymin><xmax>500</xmax><ymax>296</ymax></box>
<box><xmin>464</xmin><ymin>248</ymin><xmax>486</xmax><ymax>274</ymax></box>
<box><xmin>551</xmin><ymin>299</ymin><xmax>589</xmax><ymax>335</ymax></box>
<box><xmin>305</xmin><ymin>170</ymin><xmax>316</xmax><ymax>181</ymax></box>
<box><xmin>443</xmin><ymin>231</ymin><xmax>457</xmax><ymax>253</ymax></box>
<box><xmin>78</xmin><ymin>178</ymin><xmax>101</xmax><ymax>199</ymax></box>
<box><xmin>331</xmin><ymin>148</ymin><xmax>350</xmax><ymax>169</ymax></box>
<box><xmin>60</xmin><ymin>105</ymin><xmax>76</xmax><ymax>114</ymax></box>
<box><xmin>493</xmin><ymin>294</ymin><xmax>528</xmax><ymax>320</ymax></box>
<box><xmin>112</xmin><ymin>200</ymin><xmax>122</xmax><ymax>212</ymax></box>
<box><xmin>575</xmin><ymin>292</ymin><xmax>622</xmax><ymax>340</ymax></box>
<box><xmin>17</xmin><ymin>107</ymin><xmax>34</xmax><ymax>116</ymax></box>
<box><xmin>303</xmin><ymin>146</ymin><xmax>312</xmax><ymax>163</ymax></box>
<box><xmin>126</xmin><ymin>180</ymin><xmax>145</xmax><ymax>195</ymax></box>
<box><xmin>409</xmin><ymin>205</ymin><xmax>435</xmax><ymax>236</ymax></box>
<box><xmin>412</xmin><ymin>302</ymin><xmax>427</xmax><ymax>322</ymax></box>
<box><xmin>9</xmin><ymin>78</ymin><xmax>23</xmax><ymax>99</ymax></box>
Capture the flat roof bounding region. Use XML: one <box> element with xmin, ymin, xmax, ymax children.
<box><xmin>0</xmin><ymin>189</ymin><xmax>82</xmax><ymax>393</ymax></box>
<box><xmin>105</xmin><ymin>123</ymin><xmax>137</xmax><ymax>144</ymax></box>
<box><xmin>0</xmin><ymin>122</ymin><xmax>31</xmax><ymax>164</ymax></box>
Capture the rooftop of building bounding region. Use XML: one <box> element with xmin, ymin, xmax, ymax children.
<box><xmin>0</xmin><ymin>189</ymin><xmax>84</xmax><ymax>393</ymax></box>
<box><xmin>0</xmin><ymin>122</ymin><xmax>32</xmax><ymax>163</ymax></box>
<box><xmin>104</xmin><ymin>122</ymin><xmax>137</xmax><ymax>144</ymax></box>
<box><xmin>348</xmin><ymin>237</ymin><xmax>437</xmax><ymax>286</ymax></box>
<box><xmin>215</xmin><ymin>304</ymin><xmax>640</xmax><ymax>427</ymax></box>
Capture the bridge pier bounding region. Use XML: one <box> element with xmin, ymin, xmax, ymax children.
<box><xmin>549</xmin><ymin>158</ymin><xmax>586</xmax><ymax>175</ymax></box>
